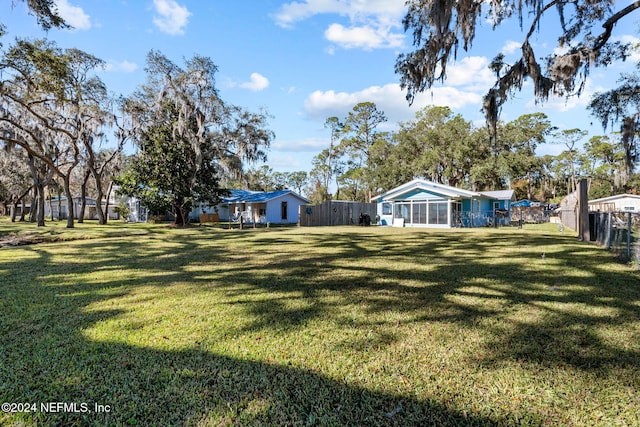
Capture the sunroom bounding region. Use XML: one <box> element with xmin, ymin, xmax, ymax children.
<box><xmin>374</xmin><ymin>179</ymin><xmax>514</xmax><ymax>228</ymax></box>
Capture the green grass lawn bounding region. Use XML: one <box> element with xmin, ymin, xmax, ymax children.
<box><xmin>1</xmin><ymin>220</ymin><xmax>639</xmax><ymax>426</ymax></box>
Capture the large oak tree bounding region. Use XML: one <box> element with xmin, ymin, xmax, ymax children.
<box><xmin>0</xmin><ymin>39</ymin><xmax>109</xmax><ymax>227</ymax></box>
<box><xmin>118</xmin><ymin>51</ymin><xmax>273</xmax><ymax>226</ymax></box>
<box><xmin>396</xmin><ymin>1</ymin><xmax>639</xmax><ymax>140</ymax></box>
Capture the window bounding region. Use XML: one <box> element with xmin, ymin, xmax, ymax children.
<box><xmin>438</xmin><ymin>202</ymin><xmax>448</xmax><ymax>224</ymax></box>
<box><xmin>382</xmin><ymin>202</ymin><xmax>392</xmax><ymax>215</ymax></box>
<box><xmin>395</xmin><ymin>203</ymin><xmax>410</xmax><ymax>222</ymax></box>
<box><xmin>428</xmin><ymin>201</ymin><xmax>448</xmax><ymax>225</ymax></box>
<box><xmin>281</xmin><ymin>201</ymin><xmax>288</xmax><ymax>220</ymax></box>
<box><xmin>493</xmin><ymin>201</ymin><xmax>500</xmax><ymax>210</ymax></box>
<box><xmin>412</xmin><ymin>202</ymin><xmax>427</xmax><ymax>224</ymax></box>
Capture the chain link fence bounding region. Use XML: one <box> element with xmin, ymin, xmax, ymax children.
<box><xmin>452</xmin><ymin>210</ymin><xmax>511</xmax><ymax>227</ymax></box>
<box><xmin>590</xmin><ymin>211</ymin><xmax>640</xmax><ymax>263</ymax></box>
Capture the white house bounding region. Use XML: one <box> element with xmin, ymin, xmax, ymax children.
<box><xmin>125</xmin><ymin>197</ymin><xmax>149</xmax><ymax>222</ymax></box>
<box><xmin>373</xmin><ymin>179</ymin><xmax>515</xmax><ymax>228</ymax></box>
<box><xmin>45</xmin><ymin>196</ymin><xmax>119</xmax><ymax>220</ymax></box>
<box><xmin>589</xmin><ymin>194</ymin><xmax>640</xmax><ymax>212</ymax></box>
<box><xmin>191</xmin><ymin>189</ymin><xmax>310</xmax><ymax>225</ymax></box>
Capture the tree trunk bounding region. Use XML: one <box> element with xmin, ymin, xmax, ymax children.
<box><xmin>622</xmin><ymin>116</ymin><xmax>636</xmax><ymax>182</ymax></box>
<box><xmin>175</xmin><ymin>205</ymin><xmax>185</xmax><ymax>226</ymax></box>
<box><xmin>89</xmin><ymin>165</ymin><xmax>109</xmax><ymax>224</ymax></box>
<box><xmin>11</xmin><ymin>187</ymin><xmax>32</xmax><ymax>223</ymax></box>
<box><xmin>94</xmin><ymin>183</ymin><xmax>106</xmax><ymax>225</ymax></box>
<box><xmin>174</xmin><ymin>196</ymin><xmax>189</xmax><ymax>226</ymax></box>
<box><xmin>25</xmin><ymin>154</ymin><xmax>53</xmax><ymax>226</ymax></box>
<box><xmin>28</xmin><ymin>184</ymin><xmax>45</xmax><ymax>226</ymax></box>
<box><xmin>63</xmin><ymin>176</ymin><xmax>75</xmax><ymax>228</ymax></box>
<box><xmin>19</xmin><ymin>197</ymin><xmax>26</xmax><ymax>222</ymax></box>
<box><xmin>48</xmin><ymin>189</ymin><xmax>54</xmax><ymax>222</ymax></box>
<box><xmin>10</xmin><ymin>200</ymin><xmax>17</xmax><ymax>222</ymax></box>
<box><xmin>175</xmin><ymin>208</ymin><xmax>185</xmax><ymax>226</ymax></box>
<box><xmin>103</xmin><ymin>182</ymin><xmax>114</xmax><ymax>225</ymax></box>
<box><xmin>78</xmin><ymin>170</ymin><xmax>90</xmax><ymax>223</ymax></box>
<box><xmin>57</xmin><ymin>188</ymin><xmax>62</xmax><ymax>220</ymax></box>
<box><xmin>36</xmin><ymin>184</ymin><xmax>45</xmax><ymax>227</ymax></box>
<box><xmin>29</xmin><ymin>190</ymin><xmax>38</xmax><ymax>223</ymax></box>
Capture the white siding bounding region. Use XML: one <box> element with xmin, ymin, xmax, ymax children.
<box><xmin>616</xmin><ymin>197</ymin><xmax>640</xmax><ymax>212</ymax></box>
<box><xmin>589</xmin><ymin>195</ymin><xmax>640</xmax><ymax>212</ymax></box>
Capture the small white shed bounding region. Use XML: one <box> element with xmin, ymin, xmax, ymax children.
<box><xmin>588</xmin><ymin>194</ymin><xmax>640</xmax><ymax>212</ymax></box>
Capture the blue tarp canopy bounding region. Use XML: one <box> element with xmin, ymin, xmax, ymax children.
<box><xmin>512</xmin><ymin>199</ymin><xmax>546</xmax><ymax>207</ymax></box>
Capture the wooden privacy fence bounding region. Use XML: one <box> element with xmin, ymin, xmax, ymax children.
<box><xmin>199</xmin><ymin>213</ymin><xmax>219</xmax><ymax>223</ymax></box>
<box><xmin>559</xmin><ymin>190</ymin><xmax>579</xmax><ymax>231</ymax></box>
<box><xmin>299</xmin><ymin>201</ymin><xmax>377</xmax><ymax>227</ymax></box>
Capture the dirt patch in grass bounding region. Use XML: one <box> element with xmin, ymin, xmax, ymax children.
<box><xmin>0</xmin><ymin>232</ymin><xmax>63</xmax><ymax>247</ymax></box>
<box><xmin>0</xmin><ymin>225</ymin><xmax>146</xmax><ymax>248</ymax></box>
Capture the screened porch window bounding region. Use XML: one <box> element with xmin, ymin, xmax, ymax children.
<box><xmin>412</xmin><ymin>202</ymin><xmax>428</xmax><ymax>224</ymax></box>
<box><xmin>394</xmin><ymin>200</ymin><xmax>448</xmax><ymax>225</ymax></box>
<box><xmin>394</xmin><ymin>203</ymin><xmax>411</xmax><ymax>222</ymax></box>
<box><xmin>428</xmin><ymin>201</ymin><xmax>448</xmax><ymax>225</ymax></box>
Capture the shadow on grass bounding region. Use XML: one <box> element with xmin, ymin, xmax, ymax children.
<box><xmin>0</xmin><ymin>251</ymin><xmax>499</xmax><ymax>426</ymax></box>
<box><xmin>2</xmin><ymin>338</ymin><xmax>499</xmax><ymax>426</ymax></box>
<box><xmin>1</xmin><ymin>226</ymin><xmax>639</xmax><ymax>425</ymax></box>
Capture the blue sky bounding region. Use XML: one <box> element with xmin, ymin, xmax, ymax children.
<box><xmin>2</xmin><ymin>0</ymin><xmax>639</xmax><ymax>175</ymax></box>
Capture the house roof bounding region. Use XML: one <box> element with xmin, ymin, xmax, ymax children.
<box><xmin>374</xmin><ymin>179</ymin><xmax>480</xmax><ymax>202</ymax></box>
<box><xmin>223</xmin><ymin>189</ymin><xmax>310</xmax><ymax>204</ymax></box>
<box><xmin>588</xmin><ymin>194</ymin><xmax>640</xmax><ymax>204</ymax></box>
<box><xmin>479</xmin><ymin>190</ymin><xmax>515</xmax><ymax>201</ymax></box>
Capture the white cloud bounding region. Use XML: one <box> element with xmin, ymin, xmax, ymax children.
<box><xmin>501</xmin><ymin>40</ymin><xmax>521</xmax><ymax>55</ymax></box>
<box><xmin>55</xmin><ymin>0</ymin><xmax>91</xmax><ymax>30</ymax></box>
<box><xmin>103</xmin><ymin>60</ymin><xmax>138</xmax><ymax>73</ymax></box>
<box><xmin>274</xmin><ymin>0</ymin><xmax>336</xmax><ymax>28</ymax></box>
<box><xmin>324</xmin><ymin>23</ymin><xmax>403</xmax><ymax>50</ymax></box>
<box><xmin>274</xmin><ymin>0</ymin><xmax>406</xmax><ymax>50</ymax></box>
<box><xmin>152</xmin><ymin>0</ymin><xmax>191</xmax><ymax>35</ymax></box>
<box><xmin>442</xmin><ymin>56</ymin><xmax>495</xmax><ymax>88</ymax></box>
<box><xmin>265</xmin><ymin>154</ymin><xmax>304</xmax><ymax>169</ymax></box>
<box><xmin>274</xmin><ymin>0</ymin><xmax>405</xmax><ymax>28</ymax></box>
<box><xmin>304</xmin><ymin>83</ymin><xmax>482</xmax><ymax>123</ymax></box>
<box><xmin>239</xmin><ymin>73</ymin><xmax>270</xmax><ymax>91</ymax></box>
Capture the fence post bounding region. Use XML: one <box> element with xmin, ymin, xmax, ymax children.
<box><xmin>628</xmin><ymin>212</ymin><xmax>632</xmax><ymax>260</ymax></box>
<box><xmin>578</xmin><ymin>179</ymin><xmax>590</xmax><ymax>241</ymax></box>
<box><xmin>606</xmin><ymin>212</ymin><xmax>612</xmax><ymax>249</ymax></box>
